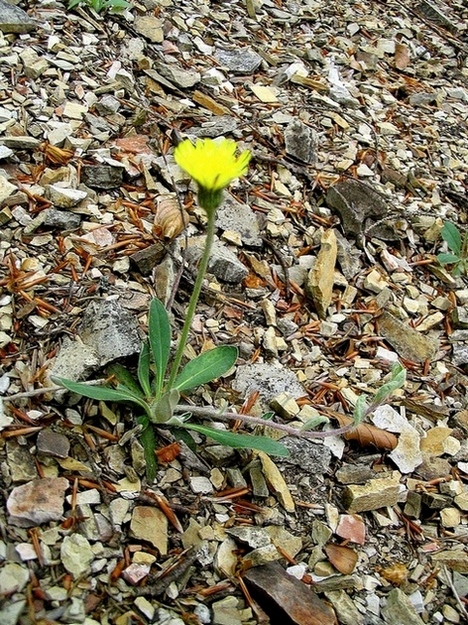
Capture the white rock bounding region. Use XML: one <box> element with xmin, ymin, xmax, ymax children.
<box><xmin>61</xmin><ymin>534</ymin><xmax>94</xmax><ymax>578</ymax></box>
<box><xmin>0</xmin><ymin>175</ymin><xmax>16</xmax><ymax>203</ymax></box>
<box><xmin>0</xmin><ymin>563</ymin><xmax>29</xmax><ymax>594</ymax></box>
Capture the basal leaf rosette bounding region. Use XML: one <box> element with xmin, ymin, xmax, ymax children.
<box><xmin>174</xmin><ymin>138</ymin><xmax>251</xmax><ymax>215</ymax></box>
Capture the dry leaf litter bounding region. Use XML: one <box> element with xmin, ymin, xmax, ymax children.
<box><xmin>1</xmin><ymin>0</ymin><xmax>468</xmax><ymax>623</ymax></box>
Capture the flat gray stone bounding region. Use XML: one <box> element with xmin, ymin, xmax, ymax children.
<box><xmin>284</xmin><ymin>120</ymin><xmax>317</xmax><ymax>164</ymax></box>
<box><xmin>326</xmin><ymin>179</ymin><xmax>397</xmax><ymax>240</ymax></box>
<box><xmin>6</xmin><ymin>440</ymin><xmax>37</xmax><ymax>482</ymax></box>
<box><xmin>0</xmin><ymin>0</ymin><xmax>38</xmax><ymax>33</ymax></box>
<box><xmin>189</xmin><ymin>116</ymin><xmax>238</xmax><ymax>139</ymax></box>
<box><xmin>50</xmin><ymin>336</ymin><xmax>101</xmax><ymax>383</ymax></box>
<box><xmin>378</xmin><ymin>311</ymin><xmax>439</xmax><ymax>363</ymax></box>
<box><xmin>279</xmin><ymin>436</ymin><xmax>332</xmax><ymax>475</ymax></box>
<box><xmin>43</xmin><ymin>208</ymin><xmax>81</xmax><ymax>230</ymax></box>
<box><xmin>81</xmin><ymin>165</ymin><xmax>123</xmax><ymax>189</ymax></box>
<box><xmin>233</xmin><ymin>362</ymin><xmax>305</xmax><ymax>404</ymax></box>
<box><xmin>155</xmin><ymin>61</ymin><xmax>200</xmax><ymax>89</ymax></box>
<box><xmin>215</xmin><ymin>47</ymin><xmax>262</xmax><ymax>74</ymax></box>
<box><xmin>216</xmin><ymin>196</ymin><xmax>262</xmax><ymax>248</ymax></box>
<box><xmin>381</xmin><ymin>588</ymin><xmax>425</xmax><ymax>625</ymax></box>
<box><xmin>79</xmin><ymin>299</ymin><xmax>141</xmax><ymax>366</ymax></box>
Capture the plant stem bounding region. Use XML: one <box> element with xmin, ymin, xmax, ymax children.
<box><xmin>167</xmin><ymin>214</ymin><xmax>217</xmax><ymax>389</ymax></box>
<box><xmin>173</xmin><ymin>405</ymin><xmax>357</xmax><ymax>440</ymax></box>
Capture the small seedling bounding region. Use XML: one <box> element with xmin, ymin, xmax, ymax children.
<box><xmin>437</xmin><ymin>221</ymin><xmax>468</xmax><ymax>276</ymax></box>
<box><xmin>68</xmin><ymin>0</ymin><xmax>131</xmax><ymax>14</ymax></box>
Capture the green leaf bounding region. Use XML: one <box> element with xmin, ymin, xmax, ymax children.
<box><xmin>182</xmin><ymin>423</ymin><xmax>289</xmax><ymax>456</ymax></box>
<box><xmin>138</xmin><ymin>420</ymin><xmax>158</xmax><ymax>483</ymax></box>
<box><xmin>150</xmin><ymin>389</ymin><xmax>180</xmax><ymax>424</ymax></box>
<box><xmin>352</xmin><ymin>395</ymin><xmax>368</xmax><ymax>424</ymax></box>
<box><xmin>148</xmin><ymin>299</ymin><xmax>171</xmax><ymax>398</ymax></box>
<box><xmin>55</xmin><ymin>377</ymin><xmax>148</xmax><ymax>411</ymax></box>
<box><xmin>437</xmin><ymin>253</ymin><xmax>461</xmax><ymax>265</ymax></box>
<box><xmin>300</xmin><ymin>416</ymin><xmax>329</xmax><ymax>431</ymax></box>
<box><xmin>173</xmin><ymin>346</ymin><xmax>238</xmax><ymax>392</ymax></box>
<box><xmin>372</xmin><ymin>362</ymin><xmax>406</xmax><ymax>406</ymax></box>
<box><xmin>138</xmin><ymin>342</ymin><xmax>152</xmax><ymax>397</ymax></box>
<box><xmin>67</xmin><ymin>0</ymin><xmax>82</xmax><ymax>8</ymax></box>
<box><xmin>441</xmin><ymin>222</ymin><xmax>462</xmax><ymax>255</ymax></box>
<box><xmin>107</xmin><ymin>364</ymin><xmax>144</xmax><ymax>398</ymax></box>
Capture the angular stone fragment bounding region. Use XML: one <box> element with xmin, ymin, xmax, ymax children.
<box><xmin>61</xmin><ymin>534</ymin><xmax>94</xmax><ymax>579</ymax></box>
<box><xmin>7</xmin><ymin>477</ymin><xmax>68</xmax><ymax>527</ymax></box>
<box><xmin>79</xmin><ymin>299</ymin><xmax>141</xmax><ymax>366</ymax></box>
<box><xmin>216</xmin><ymin>195</ymin><xmax>262</xmax><ymax>248</ymax></box>
<box><xmin>0</xmin><ymin>563</ymin><xmax>29</xmax><ymax>594</ymax></box>
<box><xmin>342</xmin><ymin>472</ymin><xmax>401</xmax><ymax>513</ymax></box>
<box><xmin>130</xmin><ymin>506</ymin><xmax>168</xmax><ymax>555</ymax></box>
<box><xmin>378</xmin><ymin>311</ymin><xmax>439</xmax><ymax>363</ymax></box>
<box><xmin>0</xmin><ymin>174</ymin><xmax>16</xmax><ymax>204</ymax></box>
<box><xmin>81</xmin><ymin>165</ymin><xmax>123</xmax><ymax>189</ymax></box>
<box><xmin>36</xmin><ymin>428</ymin><xmax>70</xmax><ymax>459</ymax></box>
<box><xmin>243</xmin><ymin>561</ymin><xmax>338</xmax><ymax>625</ymax></box>
<box><xmin>130</xmin><ymin>242</ymin><xmax>165</xmax><ymax>275</ymax></box>
<box><xmin>284</xmin><ymin>119</ymin><xmax>317</xmax><ymax>164</ymax></box>
<box><xmin>381</xmin><ymin>588</ymin><xmax>425</xmax><ymax>625</ymax></box>
<box><xmin>324</xmin><ymin>590</ymin><xmax>364</xmax><ymax>625</ymax></box>
<box><xmin>326</xmin><ymin>179</ymin><xmax>395</xmax><ymax>239</ymax></box>
<box><xmin>46</xmin><ymin>184</ymin><xmax>87</xmax><ymax>208</ymax></box>
<box><xmin>431</xmin><ymin>548</ymin><xmax>468</xmax><ymax>573</ymax></box>
<box><xmin>307</xmin><ymin>229</ymin><xmax>337</xmax><ymax>319</ymax></box>
<box><xmin>0</xmin><ymin>0</ymin><xmax>38</xmax><ymax>33</ymax></box>
<box><xmin>134</xmin><ymin>15</ymin><xmax>163</xmax><ymax>42</ymax></box>
<box><xmin>259</xmin><ymin>452</ymin><xmax>295</xmax><ymax>512</ymax></box>
<box><xmin>43</xmin><ymin>208</ymin><xmax>81</xmax><ymax>230</ymax></box>
<box><xmin>215</xmin><ymin>47</ymin><xmax>262</xmax><ymax>74</ymax></box>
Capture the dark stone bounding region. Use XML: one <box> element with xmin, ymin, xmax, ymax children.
<box><xmin>243</xmin><ymin>561</ymin><xmax>337</xmax><ymax>625</ymax></box>
<box><xmin>326</xmin><ymin>179</ymin><xmax>398</xmax><ymax>240</ymax></box>
<box><xmin>284</xmin><ymin>120</ymin><xmax>317</xmax><ymax>164</ymax></box>
<box><xmin>43</xmin><ymin>208</ymin><xmax>81</xmax><ymax>230</ymax></box>
<box><xmin>278</xmin><ymin>436</ymin><xmax>331</xmax><ymax>475</ymax></box>
<box><xmin>130</xmin><ymin>243</ymin><xmax>166</xmax><ymax>276</ymax></box>
<box><xmin>0</xmin><ymin>0</ymin><xmax>37</xmax><ymax>33</ymax></box>
<box><xmin>36</xmin><ymin>429</ymin><xmax>70</xmax><ymax>459</ymax></box>
<box><xmin>81</xmin><ymin>165</ymin><xmax>123</xmax><ymax>189</ymax></box>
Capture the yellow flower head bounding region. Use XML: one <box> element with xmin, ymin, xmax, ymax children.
<box><xmin>174</xmin><ymin>138</ymin><xmax>251</xmax><ymax>193</ymax></box>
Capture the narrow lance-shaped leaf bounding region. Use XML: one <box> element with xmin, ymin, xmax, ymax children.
<box><xmin>300</xmin><ymin>416</ymin><xmax>329</xmax><ymax>431</ymax></box>
<box><xmin>372</xmin><ymin>362</ymin><xmax>406</xmax><ymax>406</ymax></box>
<box><xmin>107</xmin><ymin>364</ymin><xmax>145</xmax><ymax>398</ymax></box>
<box><xmin>148</xmin><ymin>299</ymin><xmax>172</xmax><ymax>398</ymax></box>
<box><xmin>182</xmin><ymin>422</ymin><xmax>289</xmax><ymax>457</ymax></box>
<box><xmin>137</xmin><ymin>341</ymin><xmax>152</xmax><ymax>397</ymax></box>
<box><xmin>352</xmin><ymin>395</ymin><xmax>368</xmax><ymax>425</ymax></box>
<box><xmin>173</xmin><ymin>346</ymin><xmax>237</xmax><ymax>392</ymax></box>
<box><xmin>55</xmin><ymin>377</ymin><xmax>149</xmax><ymax>412</ymax></box>
<box><xmin>441</xmin><ymin>222</ymin><xmax>462</xmax><ymax>255</ymax></box>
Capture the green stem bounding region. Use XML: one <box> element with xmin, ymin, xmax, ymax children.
<box><xmin>167</xmin><ymin>213</ymin><xmax>217</xmax><ymax>389</ymax></box>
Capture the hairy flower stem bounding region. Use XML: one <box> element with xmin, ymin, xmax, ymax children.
<box><xmin>174</xmin><ymin>405</ymin><xmax>357</xmax><ymax>440</ymax></box>
<box><xmin>167</xmin><ymin>214</ymin><xmax>216</xmax><ymax>390</ymax></box>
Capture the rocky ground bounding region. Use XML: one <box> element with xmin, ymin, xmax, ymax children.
<box><xmin>1</xmin><ymin>0</ymin><xmax>468</xmax><ymax>623</ymax></box>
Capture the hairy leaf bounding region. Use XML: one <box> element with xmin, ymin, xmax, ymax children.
<box><xmin>148</xmin><ymin>299</ymin><xmax>171</xmax><ymax>398</ymax></box>
<box><xmin>150</xmin><ymin>389</ymin><xmax>180</xmax><ymax>424</ymax></box>
<box><xmin>107</xmin><ymin>364</ymin><xmax>144</xmax><ymax>398</ymax></box>
<box><xmin>372</xmin><ymin>362</ymin><xmax>406</xmax><ymax>406</ymax></box>
<box><xmin>182</xmin><ymin>423</ymin><xmax>289</xmax><ymax>456</ymax></box>
<box><xmin>441</xmin><ymin>222</ymin><xmax>462</xmax><ymax>255</ymax></box>
<box><xmin>55</xmin><ymin>377</ymin><xmax>149</xmax><ymax>411</ymax></box>
<box><xmin>352</xmin><ymin>395</ymin><xmax>368</xmax><ymax>424</ymax></box>
<box><xmin>138</xmin><ymin>341</ymin><xmax>152</xmax><ymax>397</ymax></box>
<box><xmin>173</xmin><ymin>346</ymin><xmax>237</xmax><ymax>392</ymax></box>
<box><xmin>300</xmin><ymin>416</ymin><xmax>329</xmax><ymax>431</ymax></box>
<box><xmin>139</xmin><ymin>421</ymin><xmax>158</xmax><ymax>483</ymax></box>
<box><xmin>437</xmin><ymin>253</ymin><xmax>461</xmax><ymax>265</ymax></box>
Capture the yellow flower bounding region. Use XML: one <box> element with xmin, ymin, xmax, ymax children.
<box><xmin>174</xmin><ymin>138</ymin><xmax>251</xmax><ymax>193</ymax></box>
